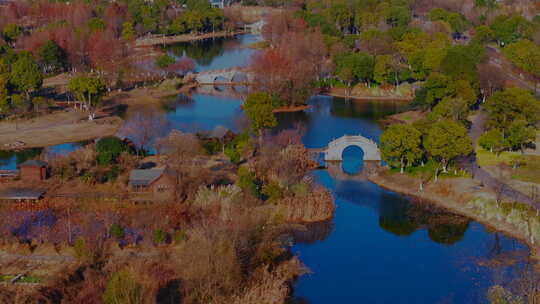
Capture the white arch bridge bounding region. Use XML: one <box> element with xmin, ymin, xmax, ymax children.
<box><xmin>189</xmin><ymin>68</ymin><xmax>254</xmax><ymax>85</ymax></box>
<box><xmin>312</xmin><ymin>135</ymin><xmax>381</xmax><ymax>162</ymax></box>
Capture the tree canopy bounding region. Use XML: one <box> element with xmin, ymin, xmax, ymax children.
<box><xmin>68</xmin><ymin>76</ymin><xmax>106</xmax><ymax>111</ymax></box>
<box><xmin>9</xmin><ymin>52</ymin><xmax>43</xmax><ymax>101</ymax></box>
<box><xmin>424</xmin><ymin>120</ymin><xmax>472</xmax><ymax>171</ymax></box>
<box><xmin>243</xmin><ymin>92</ymin><xmax>278</xmax><ymax>136</ymax></box>
<box><xmin>380</xmin><ymin>124</ymin><xmax>423</xmax><ymax>173</ymax></box>
<box><xmin>484</xmin><ymin>88</ymin><xmax>540</xmax><ymax>131</ymax></box>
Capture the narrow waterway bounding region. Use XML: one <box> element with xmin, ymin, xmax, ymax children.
<box><xmin>4</xmin><ymin>34</ymin><xmax>531</xmax><ymax>303</ymax></box>
<box><xmin>159</xmin><ymin>36</ymin><xmax>531</xmax><ymax>303</ymax></box>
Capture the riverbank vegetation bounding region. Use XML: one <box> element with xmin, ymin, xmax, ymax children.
<box><xmin>0</xmin><ymin>125</ymin><xmax>333</xmax><ymax>302</ymax></box>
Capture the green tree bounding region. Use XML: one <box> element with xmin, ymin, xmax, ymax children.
<box><xmin>153</xmin><ymin>229</ymin><xmax>167</xmax><ymax>244</ymax></box>
<box><xmin>0</xmin><ymin>76</ymin><xmax>9</xmax><ymax>114</ymax></box>
<box><xmin>478</xmin><ymin>129</ymin><xmax>506</xmax><ymax>154</ymax></box>
<box><xmin>96</xmin><ymin>136</ymin><xmax>130</xmax><ymax>166</ymax></box>
<box><xmin>109</xmin><ymin>223</ymin><xmax>125</xmax><ymax>239</ymax></box>
<box><xmin>3</xmin><ymin>24</ymin><xmax>22</xmax><ymax>43</ymax></box>
<box><xmin>9</xmin><ymin>52</ymin><xmax>43</xmax><ymax>102</ymax></box>
<box><xmin>243</xmin><ymin>92</ymin><xmax>277</xmax><ymax>138</ymax></box>
<box><xmin>490</xmin><ymin>15</ymin><xmax>535</xmax><ymax>46</ymax></box>
<box><xmin>428</xmin><ymin>97</ymin><xmax>470</xmax><ymax>122</ymax></box>
<box><xmin>68</xmin><ymin>76</ymin><xmax>106</xmax><ymax>115</ymax></box>
<box><xmin>374</xmin><ymin>55</ymin><xmax>391</xmax><ymax>85</ymax></box>
<box><xmin>335</xmin><ymin>52</ymin><xmax>375</xmax><ymax>86</ymax></box>
<box><xmin>39</xmin><ymin>40</ymin><xmax>65</xmax><ymax>73</ymax></box>
<box><xmin>484</xmin><ymin>88</ymin><xmax>540</xmax><ymax>131</ymax></box>
<box><xmin>424</xmin><ymin>120</ymin><xmax>472</xmax><ymax>172</ymax></box>
<box><xmin>380</xmin><ymin>124</ymin><xmax>423</xmax><ymax>173</ymax></box>
<box><xmin>503</xmin><ymin>39</ymin><xmax>540</xmax><ymax>77</ymax></box>
<box><xmin>155</xmin><ymin>54</ymin><xmax>175</xmax><ymax>69</ymax></box>
<box><xmin>429</xmin><ymin>8</ymin><xmax>469</xmax><ymax>33</ymax></box>
<box><xmin>121</xmin><ymin>21</ymin><xmax>136</xmax><ymax>40</ymax></box>
<box><xmin>415</xmin><ymin>73</ymin><xmax>454</xmax><ymax>108</ymax></box>
<box><xmin>103</xmin><ymin>269</ymin><xmax>142</xmax><ymax>304</ymax></box>
<box><xmin>236</xmin><ymin>166</ymin><xmax>259</xmax><ymax>197</ymax></box>
<box><xmin>88</xmin><ymin>17</ymin><xmax>106</xmax><ymax>32</ymax></box>
<box><xmin>385</xmin><ymin>6</ymin><xmax>411</xmax><ymax>27</ymax></box>
<box><xmin>505</xmin><ymin>119</ymin><xmax>536</xmax><ymax>153</ymax></box>
<box><xmin>473</xmin><ymin>25</ymin><xmax>494</xmax><ymax>44</ymax></box>
<box><xmin>441</xmin><ymin>44</ymin><xmax>483</xmax><ymax>85</ymax></box>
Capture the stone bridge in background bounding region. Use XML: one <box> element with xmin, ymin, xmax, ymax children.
<box><xmin>321</xmin><ymin>135</ymin><xmax>381</xmax><ymax>162</ymax></box>
<box><xmin>190</xmin><ymin>68</ymin><xmax>254</xmax><ymax>85</ymax></box>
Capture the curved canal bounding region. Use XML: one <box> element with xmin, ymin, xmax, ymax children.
<box><xmin>3</xmin><ymin>34</ymin><xmax>530</xmax><ymax>303</ymax></box>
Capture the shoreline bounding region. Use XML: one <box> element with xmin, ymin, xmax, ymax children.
<box><xmin>135</xmin><ymin>30</ymin><xmax>246</xmax><ymax>47</ymax></box>
<box><xmin>322</xmin><ymin>92</ymin><xmax>413</xmax><ymax>102</ymax></box>
<box><xmin>368</xmin><ymin>170</ymin><xmax>540</xmax><ymax>259</ymax></box>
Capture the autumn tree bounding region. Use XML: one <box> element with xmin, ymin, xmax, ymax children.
<box><xmin>380</xmin><ymin>124</ymin><xmax>423</xmax><ymax>173</ymax></box>
<box><xmin>155</xmin><ymin>130</ymin><xmax>203</xmax><ymax>201</ymax></box>
<box><xmin>424</xmin><ymin>119</ymin><xmax>472</xmax><ymax>173</ymax></box>
<box><xmin>166</xmin><ymin>57</ymin><xmax>195</xmax><ymax>76</ymax></box>
<box><xmin>251</xmin><ymin>27</ymin><xmax>327</xmax><ymax>106</ymax></box>
<box><xmin>118</xmin><ymin>109</ymin><xmax>170</xmax><ymax>155</ymax></box>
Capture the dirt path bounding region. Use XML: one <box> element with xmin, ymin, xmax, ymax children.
<box><xmin>0</xmin><ymin>110</ymin><xmax>122</xmax><ymax>149</ymax></box>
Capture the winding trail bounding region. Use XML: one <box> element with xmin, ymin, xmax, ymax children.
<box><xmin>462</xmin><ymin>112</ymin><xmax>540</xmax><ymax>209</ymax></box>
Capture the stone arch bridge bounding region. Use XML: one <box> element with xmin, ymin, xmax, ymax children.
<box><xmin>190</xmin><ymin>68</ymin><xmax>254</xmax><ymax>85</ymax></box>
<box><xmin>313</xmin><ymin>135</ymin><xmax>381</xmax><ymax>162</ymax></box>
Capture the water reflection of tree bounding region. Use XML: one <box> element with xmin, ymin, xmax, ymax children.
<box><xmin>291</xmin><ymin>221</ymin><xmax>334</xmax><ymax>245</ymax></box>
<box><xmin>161</xmin><ymin>94</ymin><xmax>194</xmax><ymax>113</ymax></box>
<box><xmin>330</xmin><ymin>98</ymin><xmax>408</xmax><ymax>121</ymax></box>
<box><xmin>275</xmin><ymin>111</ymin><xmax>311</xmax><ymax>134</ymax></box>
<box><xmin>164</xmin><ymin>38</ymin><xmax>226</xmax><ymax>67</ymax></box>
<box><xmin>0</xmin><ymin>148</ymin><xmax>43</xmax><ymax>168</ymax></box>
<box><xmin>379</xmin><ymin>196</ymin><xmax>471</xmax><ymax>244</ymax></box>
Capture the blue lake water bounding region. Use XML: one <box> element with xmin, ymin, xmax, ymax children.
<box><xmin>165</xmin><ymin>34</ymin><xmax>261</xmax><ymax>72</ymax></box>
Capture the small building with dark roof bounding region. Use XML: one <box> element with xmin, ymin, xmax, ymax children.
<box><xmin>128</xmin><ymin>168</ymin><xmax>174</xmax><ymax>202</ymax></box>
<box><xmin>0</xmin><ymin>188</ymin><xmax>46</xmax><ymax>202</ymax></box>
<box><xmin>18</xmin><ymin>160</ymin><xmax>48</xmax><ymax>181</ymax></box>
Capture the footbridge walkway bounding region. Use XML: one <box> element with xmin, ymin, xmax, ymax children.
<box><xmin>312</xmin><ymin>135</ymin><xmax>381</xmax><ymax>162</ymax></box>
<box><xmin>188</xmin><ymin>68</ymin><xmax>254</xmax><ymax>85</ymax></box>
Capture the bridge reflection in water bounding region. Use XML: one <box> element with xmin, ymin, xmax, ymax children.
<box><xmin>195</xmin><ymin>84</ymin><xmax>249</xmax><ymax>100</ymax></box>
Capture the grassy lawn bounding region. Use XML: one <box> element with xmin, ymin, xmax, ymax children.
<box><xmin>512</xmin><ymin>156</ymin><xmax>540</xmax><ymax>184</ymax></box>
<box><xmin>475</xmin><ymin>146</ymin><xmax>520</xmax><ymax>167</ymax></box>
<box><xmin>476</xmin><ymin>145</ymin><xmax>540</xmax><ymax>184</ymax></box>
<box><xmin>0</xmin><ymin>274</ymin><xmax>41</xmax><ymax>283</ymax></box>
<box><xmin>390</xmin><ymin>160</ymin><xmax>470</xmax><ymax>179</ymax></box>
